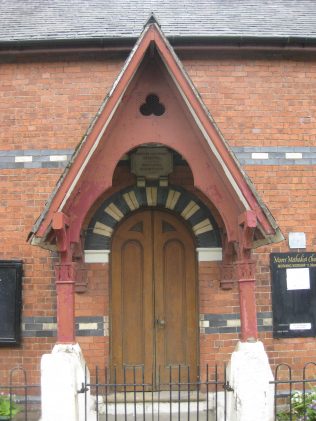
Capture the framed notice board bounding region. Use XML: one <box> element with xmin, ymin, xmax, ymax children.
<box><xmin>0</xmin><ymin>261</ymin><xmax>23</xmax><ymax>345</ymax></box>
<box><xmin>270</xmin><ymin>253</ymin><xmax>316</xmax><ymax>338</ymax></box>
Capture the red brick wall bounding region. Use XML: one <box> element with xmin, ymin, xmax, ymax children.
<box><xmin>0</xmin><ymin>50</ymin><xmax>315</xmax><ymax>384</ymax></box>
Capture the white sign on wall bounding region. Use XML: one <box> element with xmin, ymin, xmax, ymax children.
<box><xmin>286</xmin><ymin>267</ymin><xmax>310</xmax><ymax>290</ymax></box>
<box><xmin>289</xmin><ymin>323</ymin><xmax>312</xmax><ymax>331</ymax></box>
<box><xmin>288</xmin><ymin>232</ymin><xmax>306</xmax><ymax>249</ymax></box>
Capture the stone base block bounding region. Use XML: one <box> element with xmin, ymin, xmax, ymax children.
<box><xmin>226</xmin><ymin>341</ymin><xmax>274</xmax><ymax>421</ymax></box>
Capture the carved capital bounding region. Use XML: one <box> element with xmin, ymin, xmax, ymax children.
<box><xmin>234</xmin><ymin>260</ymin><xmax>256</xmax><ymax>281</ymax></box>
<box><xmin>74</xmin><ymin>263</ymin><xmax>88</xmax><ymax>293</ymax></box>
<box><xmin>52</xmin><ymin>214</ymin><xmax>88</xmax><ymax>292</ymax></box>
<box><xmin>55</xmin><ymin>262</ymin><xmax>76</xmax><ymax>284</ymax></box>
<box><xmin>220</xmin><ymin>263</ymin><xmax>235</xmax><ymax>289</ymax></box>
<box><xmin>55</xmin><ymin>261</ymin><xmax>87</xmax><ymax>292</ymax></box>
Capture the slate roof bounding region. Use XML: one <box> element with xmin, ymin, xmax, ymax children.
<box><xmin>0</xmin><ymin>0</ymin><xmax>316</xmax><ymax>46</ymax></box>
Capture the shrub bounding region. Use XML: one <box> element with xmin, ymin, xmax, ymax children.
<box><xmin>277</xmin><ymin>388</ymin><xmax>316</xmax><ymax>421</ymax></box>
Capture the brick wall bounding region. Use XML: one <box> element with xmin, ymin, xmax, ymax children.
<box><xmin>0</xmin><ymin>50</ymin><xmax>315</xmax><ymax>383</ymax></box>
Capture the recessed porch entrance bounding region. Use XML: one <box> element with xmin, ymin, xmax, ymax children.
<box><xmin>110</xmin><ymin>209</ymin><xmax>198</xmax><ymax>389</ymax></box>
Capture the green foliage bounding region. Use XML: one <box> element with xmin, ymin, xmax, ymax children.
<box><xmin>277</xmin><ymin>388</ymin><xmax>316</xmax><ymax>421</ymax></box>
<box><xmin>0</xmin><ymin>394</ymin><xmax>21</xmax><ymax>417</ymax></box>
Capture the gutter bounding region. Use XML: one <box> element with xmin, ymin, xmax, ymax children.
<box><xmin>0</xmin><ymin>35</ymin><xmax>316</xmax><ymax>55</ymax></box>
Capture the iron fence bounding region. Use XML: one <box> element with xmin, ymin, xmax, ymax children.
<box><xmin>2</xmin><ymin>362</ymin><xmax>316</xmax><ymax>420</ymax></box>
<box><xmin>271</xmin><ymin>362</ymin><xmax>316</xmax><ymax>421</ymax></box>
<box><xmin>0</xmin><ymin>367</ymin><xmax>40</xmax><ymax>421</ymax></box>
<box><xmin>81</xmin><ymin>364</ymin><xmax>234</xmax><ymax>421</ymax></box>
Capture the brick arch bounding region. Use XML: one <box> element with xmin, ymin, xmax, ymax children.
<box><xmin>84</xmin><ymin>184</ymin><xmax>221</xmax><ymax>254</ymax></box>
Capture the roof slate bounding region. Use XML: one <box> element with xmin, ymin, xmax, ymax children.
<box><xmin>0</xmin><ymin>0</ymin><xmax>316</xmax><ymax>44</ymax></box>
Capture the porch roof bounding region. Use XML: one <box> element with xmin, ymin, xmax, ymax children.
<box><xmin>28</xmin><ymin>16</ymin><xmax>283</xmax><ymax>250</ymax></box>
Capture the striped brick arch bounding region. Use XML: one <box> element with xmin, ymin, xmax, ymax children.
<box><xmin>84</xmin><ymin>185</ymin><xmax>222</xmax><ymax>262</ymax></box>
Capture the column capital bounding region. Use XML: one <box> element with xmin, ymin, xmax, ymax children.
<box><xmin>234</xmin><ymin>259</ymin><xmax>256</xmax><ymax>281</ymax></box>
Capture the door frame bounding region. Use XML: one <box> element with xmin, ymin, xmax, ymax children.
<box><xmin>109</xmin><ymin>207</ymin><xmax>200</xmax><ymax>385</ymax></box>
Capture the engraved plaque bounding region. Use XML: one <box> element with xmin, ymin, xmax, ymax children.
<box><xmin>131</xmin><ymin>147</ymin><xmax>173</xmax><ymax>179</ymax></box>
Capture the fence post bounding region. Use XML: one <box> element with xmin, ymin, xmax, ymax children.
<box><xmin>41</xmin><ymin>343</ymin><xmax>87</xmax><ymax>421</ymax></box>
<box><xmin>226</xmin><ymin>341</ymin><xmax>274</xmax><ymax>421</ymax></box>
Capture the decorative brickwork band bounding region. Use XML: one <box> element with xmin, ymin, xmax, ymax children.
<box><xmin>0</xmin><ymin>147</ymin><xmax>314</xmax><ymax>170</ymax></box>
<box><xmin>21</xmin><ymin>313</ymin><xmax>272</xmax><ymax>337</ymax></box>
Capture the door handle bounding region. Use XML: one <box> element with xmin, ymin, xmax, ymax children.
<box><xmin>156</xmin><ymin>319</ymin><xmax>166</xmax><ymax>328</ymax></box>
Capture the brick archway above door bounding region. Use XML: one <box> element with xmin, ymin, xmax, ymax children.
<box><xmin>84</xmin><ymin>184</ymin><xmax>222</xmax><ymax>262</ymax></box>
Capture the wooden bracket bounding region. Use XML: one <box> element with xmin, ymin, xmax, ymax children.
<box><xmin>237</xmin><ymin>210</ymin><xmax>257</xmax><ymax>261</ymax></box>
<box><xmin>72</xmin><ymin>236</ymin><xmax>88</xmax><ymax>293</ymax></box>
<box><xmin>52</xmin><ymin>212</ymin><xmax>70</xmax><ymax>256</ymax></box>
<box><xmin>220</xmin><ymin>232</ymin><xmax>235</xmax><ymax>290</ymax></box>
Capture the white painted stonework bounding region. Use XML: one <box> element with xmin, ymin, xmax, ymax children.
<box><xmin>84</xmin><ymin>249</ymin><xmax>110</xmax><ymax>263</ymax></box>
<box><xmin>84</xmin><ymin>247</ymin><xmax>223</xmax><ymax>263</ymax></box>
<box><xmin>40</xmin><ymin>343</ymin><xmax>94</xmax><ymax>421</ymax></box>
<box><xmin>197</xmin><ymin>247</ymin><xmax>222</xmax><ymax>261</ymax></box>
<box><xmin>226</xmin><ymin>341</ymin><xmax>274</xmax><ymax>421</ymax></box>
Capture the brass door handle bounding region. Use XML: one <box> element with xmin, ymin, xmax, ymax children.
<box><xmin>156</xmin><ymin>319</ymin><xmax>166</xmax><ymax>328</ymax></box>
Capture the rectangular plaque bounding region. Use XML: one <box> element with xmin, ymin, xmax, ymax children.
<box><xmin>286</xmin><ymin>268</ymin><xmax>310</xmax><ymax>290</ymax></box>
<box><xmin>0</xmin><ymin>261</ymin><xmax>23</xmax><ymax>345</ymax></box>
<box><xmin>270</xmin><ymin>253</ymin><xmax>316</xmax><ymax>338</ymax></box>
<box><xmin>131</xmin><ymin>147</ymin><xmax>173</xmax><ymax>179</ymax></box>
<box><xmin>290</xmin><ymin>323</ymin><xmax>311</xmax><ymax>330</ymax></box>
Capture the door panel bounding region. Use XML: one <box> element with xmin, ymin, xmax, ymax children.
<box><xmin>164</xmin><ymin>240</ymin><xmax>186</xmax><ymax>366</ymax></box>
<box><xmin>154</xmin><ymin>211</ymin><xmax>198</xmax><ymax>385</ymax></box>
<box><xmin>121</xmin><ymin>240</ymin><xmax>144</xmax><ymax>365</ymax></box>
<box><xmin>111</xmin><ymin>211</ymin><xmax>153</xmax><ymax>385</ymax></box>
<box><xmin>111</xmin><ymin>209</ymin><xmax>197</xmax><ymax>388</ymax></box>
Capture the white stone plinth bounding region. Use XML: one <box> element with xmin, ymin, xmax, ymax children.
<box><xmin>41</xmin><ymin>343</ymin><xmax>93</xmax><ymax>421</ymax></box>
<box><xmin>226</xmin><ymin>341</ymin><xmax>274</xmax><ymax>421</ymax></box>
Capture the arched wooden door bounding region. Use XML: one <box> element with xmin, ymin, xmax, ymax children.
<box><xmin>111</xmin><ymin>209</ymin><xmax>198</xmax><ymax>388</ymax></box>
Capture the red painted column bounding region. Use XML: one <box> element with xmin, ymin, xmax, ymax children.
<box><xmin>236</xmin><ymin>211</ymin><xmax>258</xmax><ymax>341</ymax></box>
<box><xmin>55</xmin><ymin>262</ymin><xmax>76</xmax><ymax>343</ymax></box>
<box><xmin>235</xmin><ymin>260</ymin><xmax>258</xmax><ymax>341</ymax></box>
<box><xmin>53</xmin><ymin>212</ymin><xmax>76</xmax><ymax>344</ymax></box>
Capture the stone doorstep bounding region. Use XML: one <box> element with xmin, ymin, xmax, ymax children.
<box><xmin>90</xmin><ymin>391</ymin><xmax>226</xmax><ymax>417</ymax></box>
<box><xmin>93</xmin><ymin>400</ymin><xmax>219</xmax><ymax>420</ymax></box>
<box><xmin>90</xmin><ymin>413</ymin><xmax>216</xmax><ymax>421</ymax></box>
<box><xmin>98</xmin><ymin>390</ymin><xmax>212</xmax><ymax>403</ymax></box>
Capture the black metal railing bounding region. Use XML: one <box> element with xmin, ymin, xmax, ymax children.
<box><xmin>3</xmin><ymin>362</ymin><xmax>316</xmax><ymax>420</ymax></box>
<box><xmin>82</xmin><ymin>364</ymin><xmax>234</xmax><ymax>421</ymax></box>
<box><xmin>271</xmin><ymin>362</ymin><xmax>316</xmax><ymax>421</ymax></box>
<box><xmin>0</xmin><ymin>367</ymin><xmax>40</xmax><ymax>421</ymax></box>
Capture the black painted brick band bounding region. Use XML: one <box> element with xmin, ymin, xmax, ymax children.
<box><xmin>22</xmin><ymin>312</ymin><xmax>272</xmax><ymax>337</ymax></box>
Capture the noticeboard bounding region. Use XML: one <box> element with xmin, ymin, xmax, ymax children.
<box><xmin>270</xmin><ymin>253</ymin><xmax>316</xmax><ymax>338</ymax></box>
<box><xmin>0</xmin><ymin>261</ymin><xmax>23</xmax><ymax>345</ymax></box>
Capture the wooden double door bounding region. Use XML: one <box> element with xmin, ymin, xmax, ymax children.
<box><xmin>111</xmin><ymin>209</ymin><xmax>198</xmax><ymax>387</ymax></box>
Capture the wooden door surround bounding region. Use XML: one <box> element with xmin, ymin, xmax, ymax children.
<box><xmin>111</xmin><ymin>209</ymin><xmax>198</xmax><ymax>388</ymax></box>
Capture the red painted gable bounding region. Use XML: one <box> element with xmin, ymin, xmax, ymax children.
<box><xmin>29</xmin><ymin>19</ymin><xmax>282</xmax><ymax>250</ymax></box>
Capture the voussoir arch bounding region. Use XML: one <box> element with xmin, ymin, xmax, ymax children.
<box><xmin>84</xmin><ymin>184</ymin><xmax>222</xmax><ymax>262</ymax></box>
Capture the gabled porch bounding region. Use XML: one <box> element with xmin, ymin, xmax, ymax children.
<box><xmin>27</xmin><ymin>15</ymin><xmax>282</xmax><ymax>421</ymax></box>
